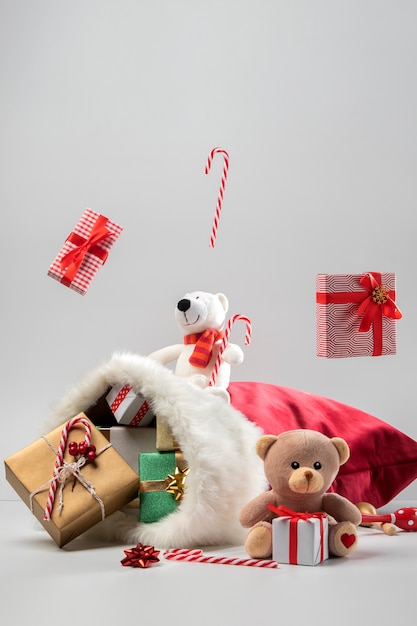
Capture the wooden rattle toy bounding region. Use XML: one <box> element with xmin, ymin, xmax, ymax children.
<box><xmin>356</xmin><ymin>502</ymin><xmax>396</xmax><ymax>535</ymax></box>
<box><xmin>359</xmin><ymin>504</ymin><xmax>417</xmax><ymax>532</ymax></box>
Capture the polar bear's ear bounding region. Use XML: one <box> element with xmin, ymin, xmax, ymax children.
<box><xmin>215</xmin><ymin>293</ymin><xmax>229</xmax><ymax>313</ymax></box>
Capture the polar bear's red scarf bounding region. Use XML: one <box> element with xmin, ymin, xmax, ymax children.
<box><xmin>184</xmin><ymin>329</ymin><xmax>223</xmax><ymax>368</ymax></box>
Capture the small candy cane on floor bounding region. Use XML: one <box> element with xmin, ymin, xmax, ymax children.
<box><xmin>210</xmin><ymin>314</ymin><xmax>252</xmax><ymax>388</ymax></box>
<box><xmin>205</xmin><ymin>147</ymin><xmax>229</xmax><ymax>248</ymax></box>
<box><xmin>43</xmin><ymin>415</ymin><xmax>92</xmax><ymax>521</ymax></box>
<box><xmin>164</xmin><ymin>549</ymin><xmax>277</xmax><ymax>568</ymax></box>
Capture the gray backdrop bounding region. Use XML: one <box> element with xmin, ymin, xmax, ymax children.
<box><xmin>2</xmin><ymin>0</ymin><xmax>416</xmax><ymax>500</ymax></box>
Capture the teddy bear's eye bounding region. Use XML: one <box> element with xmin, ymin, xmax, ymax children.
<box><xmin>313</xmin><ymin>461</ymin><xmax>322</xmax><ymax>470</ymax></box>
<box><xmin>291</xmin><ymin>461</ymin><xmax>300</xmax><ymax>469</ymax></box>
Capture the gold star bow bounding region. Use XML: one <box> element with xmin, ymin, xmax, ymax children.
<box><xmin>165</xmin><ymin>466</ymin><xmax>189</xmax><ymax>501</ymax></box>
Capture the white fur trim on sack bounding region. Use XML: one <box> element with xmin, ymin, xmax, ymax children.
<box><xmin>42</xmin><ymin>352</ymin><xmax>267</xmax><ymax>548</ymax></box>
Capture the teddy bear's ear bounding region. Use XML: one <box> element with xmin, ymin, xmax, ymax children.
<box><xmin>256</xmin><ymin>435</ymin><xmax>278</xmax><ymax>460</ymax></box>
<box><xmin>331</xmin><ymin>437</ymin><xmax>350</xmax><ymax>465</ymax></box>
<box><xmin>215</xmin><ymin>293</ymin><xmax>229</xmax><ymax>313</ymax></box>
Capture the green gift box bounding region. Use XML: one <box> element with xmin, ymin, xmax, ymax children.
<box><xmin>139</xmin><ymin>451</ymin><xmax>188</xmax><ymax>523</ymax></box>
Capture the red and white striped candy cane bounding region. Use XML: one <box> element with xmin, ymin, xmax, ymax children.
<box><xmin>210</xmin><ymin>314</ymin><xmax>252</xmax><ymax>388</ymax></box>
<box><xmin>43</xmin><ymin>415</ymin><xmax>92</xmax><ymax>521</ymax></box>
<box><xmin>205</xmin><ymin>147</ymin><xmax>229</xmax><ymax>248</ymax></box>
<box><xmin>164</xmin><ymin>549</ymin><xmax>277</xmax><ymax>568</ymax></box>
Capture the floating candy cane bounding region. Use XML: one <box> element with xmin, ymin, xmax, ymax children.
<box><xmin>43</xmin><ymin>415</ymin><xmax>92</xmax><ymax>521</ymax></box>
<box><xmin>210</xmin><ymin>314</ymin><xmax>252</xmax><ymax>388</ymax></box>
<box><xmin>164</xmin><ymin>548</ymin><xmax>277</xmax><ymax>568</ymax></box>
<box><xmin>205</xmin><ymin>147</ymin><xmax>229</xmax><ymax>248</ymax></box>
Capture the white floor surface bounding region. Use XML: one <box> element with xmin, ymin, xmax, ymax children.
<box><xmin>1</xmin><ymin>499</ymin><xmax>416</xmax><ymax>626</ymax></box>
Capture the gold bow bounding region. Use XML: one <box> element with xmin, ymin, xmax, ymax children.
<box><xmin>165</xmin><ymin>466</ymin><xmax>189</xmax><ymax>501</ymax></box>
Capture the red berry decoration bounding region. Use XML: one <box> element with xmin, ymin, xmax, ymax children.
<box><xmin>68</xmin><ymin>442</ymin><xmax>78</xmax><ymax>456</ymax></box>
<box><xmin>87</xmin><ymin>449</ymin><xmax>96</xmax><ymax>461</ymax></box>
<box><xmin>78</xmin><ymin>441</ymin><xmax>88</xmax><ymax>455</ymax></box>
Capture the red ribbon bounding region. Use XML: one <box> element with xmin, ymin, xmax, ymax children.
<box><xmin>267</xmin><ymin>503</ymin><xmax>327</xmax><ymax>564</ymax></box>
<box><xmin>59</xmin><ymin>214</ymin><xmax>111</xmax><ymax>286</ymax></box>
<box><xmin>316</xmin><ymin>272</ymin><xmax>402</xmax><ymax>356</ymax></box>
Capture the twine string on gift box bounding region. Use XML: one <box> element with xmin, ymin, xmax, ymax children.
<box><xmin>209</xmin><ymin>314</ymin><xmax>252</xmax><ymax>388</ymax></box>
<box><xmin>29</xmin><ymin>416</ymin><xmax>111</xmax><ymax>521</ymax></box>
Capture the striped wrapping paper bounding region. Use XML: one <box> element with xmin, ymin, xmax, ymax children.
<box><xmin>105</xmin><ymin>384</ymin><xmax>155</xmax><ymax>427</ymax></box>
<box><xmin>316</xmin><ymin>272</ymin><xmax>400</xmax><ymax>358</ymax></box>
<box><xmin>48</xmin><ymin>208</ymin><xmax>123</xmax><ymax>295</ymax></box>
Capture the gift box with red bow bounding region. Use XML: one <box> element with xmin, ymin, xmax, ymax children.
<box><xmin>48</xmin><ymin>208</ymin><xmax>123</xmax><ymax>295</ymax></box>
<box><xmin>4</xmin><ymin>414</ymin><xmax>139</xmax><ymax>547</ymax></box>
<box><xmin>271</xmin><ymin>507</ymin><xmax>329</xmax><ymax>566</ymax></box>
<box><xmin>316</xmin><ymin>272</ymin><xmax>402</xmax><ymax>358</ymax></box>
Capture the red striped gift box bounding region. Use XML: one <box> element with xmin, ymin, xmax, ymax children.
<box><xmin>316</xmin><ymin>272</ymin><xmax>402</xmax><ymax>358</ymax></box>
<box><xmin>48</xmin><ymin>208</ymin><xmax>123</xmax><ymax>295</ymax></box>
<box><xmin>106</xmin><ymin>384</ymin><xmax>155</xmax><ymax>427</ymax></box>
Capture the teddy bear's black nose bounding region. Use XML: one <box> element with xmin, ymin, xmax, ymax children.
<box><xmin>177</xmin><ymin>299</ymin><xmax>191</xmax><ymax>312</ymax></box>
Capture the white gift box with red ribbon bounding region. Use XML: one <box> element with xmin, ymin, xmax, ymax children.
<box><xmin>271</xmin><ymin>508</ymin><xmax>329</xmax><ymax>566</ymax></box>
<box><xmin>105</xmin><ymin>384</ymin><xmax>155</xmax><ymax>427</ymax></box>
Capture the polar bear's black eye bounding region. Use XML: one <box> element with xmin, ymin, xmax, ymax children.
<box><xmin>313</xmin><ymin>461</ymin><xmax>322</xmax><ymax>470</ymax></box>
<box><xmin>291</xmin><ymin>461</ymin><xmax>299</xmax><ymax>469</ymax></box>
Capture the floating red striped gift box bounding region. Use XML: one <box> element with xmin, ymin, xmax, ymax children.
<box><xmin>48</xmin><ymin>208</ymin><xmax>123</xmax><ymax>295</ymax></box>
<box><xmin>316</xmin><ymin>272</ymin><xmax>402</xmax><ymax>358</ymax></box>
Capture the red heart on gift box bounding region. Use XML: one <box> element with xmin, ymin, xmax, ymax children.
<box><xmin>341</xmin><ymin>533</ymin><xmax>356</xmax><ymax>549</ymax></box>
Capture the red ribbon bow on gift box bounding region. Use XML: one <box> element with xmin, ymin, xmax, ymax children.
<box><xmin>356</xmin><ymin>272</ymin><xmax>402</xmax><ymax>331</ymax></box>
<box><xmin>267</xmin><ymin>504</ymin><xmax>327</xmax><ymax>565</ymax></box>
<box><xmin>316</xmin><ymin>272</ymin><xmax>402</xmax><ymax>356</ymax></box>
<box><xmin>60</xmin><ymin>214</ymin><xmax>111</xmax><ymax>286</ymax></box>
<box><xmin>267</xmin><ymin>503</ymin><xmax>327</xmax><ymax>522</ymax></box>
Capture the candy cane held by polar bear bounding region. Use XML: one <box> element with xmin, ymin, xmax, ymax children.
<box><xmin>210</xmin><ymin>314</ymin><xmax>252</xmax><ymax>388</ymax></box>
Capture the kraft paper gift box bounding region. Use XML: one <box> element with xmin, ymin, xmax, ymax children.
<box><xmin>155</xmin><ymin>416</ymin><xmax>180</xmax><ymax>451</ymax></box>
<box><xmin>272</xmin><ymin>511</ymin><xmax>329</xmax><ymax>566</ymax></box>
<box><xmin>4</xmin><ymin>414</ymin><xmax>139</xmax><ymax>547</ymax></box>
<box><xmin>48</xmin><ymin>208</ymin><xmax>123</xmax><ymax>295</ymax></box>
<box><xmin>316</xmin><ymin>271</ymin><xmax>402</xmax><ymax>358</ymax></box>
<box><xmin>139</xmin><ymin>451</ymin><xmax>189</xmax><ymax>523</ymax></box>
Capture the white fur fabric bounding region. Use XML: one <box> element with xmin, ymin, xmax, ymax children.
<box><xmin>42</xmin><ymin>352</ymin><xmax>267</xmax><ymax>548</ymax></box>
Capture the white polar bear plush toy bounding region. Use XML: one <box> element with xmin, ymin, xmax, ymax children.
<box><xmin>148</xmin><ymin>291</ymin><xmax>244</xmax><ymax>401</ymax></box>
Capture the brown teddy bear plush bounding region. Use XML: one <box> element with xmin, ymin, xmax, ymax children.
<box><xmin>239</xmin><ymin>429</ymin><xmax>362</xmax><ymax>559</ymax></box>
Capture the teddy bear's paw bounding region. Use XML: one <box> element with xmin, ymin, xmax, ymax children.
<box><xmin>244</xmin><ymin>524</ymin><xmax>273</xmax><ymax>559</ymax></box>
<box><xmin>329</xmin><ymin>521</ymin><xmax>358</xmax><ymax>557</ymax></box>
